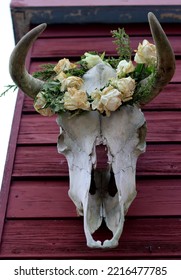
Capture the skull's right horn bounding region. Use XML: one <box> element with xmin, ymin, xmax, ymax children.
<box><xmin>136</xmin><ymin>12</ymin><xmax>175</xmax><ymax>106</ymax></box>
<box><xmin>9</xmin><ymin>23</ymin><xmax>47</xmax><ymax>99</ymax></box>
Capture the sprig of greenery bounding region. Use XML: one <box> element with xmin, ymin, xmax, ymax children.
<box><xmin>111</xmin><ymin>28</ymin><xmax>131</xmax><ymax>61</ymax></box>
<box><xmin>0</xmin><ymin>84</ymin><xmax>18</xmax><ymax>97</ymax></box>
<box><xmin>64</xmin><ymin>67</ymin><xmax>87</xmax><ymax>77</ymax></box>
<box><xmin>39</xmin><ymin>81</ymin><xmax>66</xmax><ymax>113</ymax></box>
<box><xmin>132</xmin><ymin>70</ymin><xmax>156</xmax><ymax>105</ymax></box>
<box><xmin>32</xmin><ymin>64</ymin><xmax>56</xmax><ymax>81</ymax></box>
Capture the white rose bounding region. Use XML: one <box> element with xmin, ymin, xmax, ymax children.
<box><xmin>53</xmin><ymin>58</ymin><xmax>77</xmax><ymax>74</ymax></box>
<box><xmin>134</xmin><ymin>39</ymin><xmax>157</xmax><ymax>65</ymax></box>
<box><xmin>64</xmin><ymin>87</ymin><xmax>90</xmax><ymax>111</ymax></box>
<box><xmin>54</xmin><ymin>71</ymin><xmax>67</xmax><ymax>82</ymax></box>
<box><xmin>91</xmin><ymin>86</ymin><xmax>122</xmax><ymax>116</ymax></box>
<box><xmin>82</xmin><ymin>52</ymin><xmax>103</xmax><ymax>69</ymax></box>
<box><xmin>116</xmin><ymin>60</ymin><xmax>135</xmax><ymax>77</ymax></box>
<box><xmin>110</xmin><ymin>77</ymin><xmax>136</xmax><ymax>102</ymax></box>
<box><xmin>91</xmin><ymin>89</ymin><xmax>102</xmax><ymax>111</ymax></box>
<box><xmin>34</xmin><ymin>92</ymin><xmax>54</xmax><ymax>117</ymax></box>
<box><xmin>60</xmin><ymin>76</ymin><xmax>84</xmax><ymax>91</ymax></box>
<box><xmin>101</xmin><ymin>87</ymin><xmax>122</xmax><ymax>115</ymax></box>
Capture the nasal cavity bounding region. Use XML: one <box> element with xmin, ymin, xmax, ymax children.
<box><xmin>95</xmin><ymin>144</ymin><xmax>108</xmax><ymax>170</ymax></box>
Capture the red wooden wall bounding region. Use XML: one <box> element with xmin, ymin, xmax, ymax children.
<box><xmin>0</xmin><ymin>18</ymin><xmax>181</xmax><ymax>258</ymax></box>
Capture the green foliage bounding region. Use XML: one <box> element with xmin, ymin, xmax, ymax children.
<box><xmin>0</xmin><ymin>84</ymin><xmax>18</xmax><ymax>97</ymax></box>
<box><xmin>40</xmin><ymin>81</ymin><xmax>66</xmax><ymax>113</ymax></box>
<box><xmin>32</xmin><ymin>64</ymin><xmax>56</xmax><ymax>81</ymax></box>
<box><xmin>105</xmin><ymin>57</ymin><xmax>120</xmax><ymax>69</ymax></box>
<box><xmin>132</xmin><ymin>71</ymin><xmax>157</xmax><ymax>105</ymax></box>
<box><xmin>64</xmin><ymin>67</ymin><xmax>87</xmax><ymax>77</ymax></box>
<box><xmin>111</xmin><ymin>28</ymin><xmax>132</xmax><ymax>61</ymax></box>
<box><xmin>1</xmin><ymin>27</ymin><xmax>157</xmax><ymax>117</ymax></box>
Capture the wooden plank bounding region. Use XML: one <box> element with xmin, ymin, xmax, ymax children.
<box><xmin>37</xmin><ymin>23</ymin><xmax>181</xmax><ymax>38</ymax></box>
<box><xmin>144</xmin><ymin>84</ymin><xmax>181</xmax><ymax>110</ymax></box>
<box><xmin>31</xmin><ymin>36</ymin><xmax>181</xmax><ymax>57</ymax></box>
<box><xmin>12</xmin><ymin>144</ymin><xmax>181</xmax><ymax>177</ymax></box>
<box><xmin>17</xmin><ymin>111</ymin><xmax>181</xmax><ymax>144</ymax></box>
<box><xmin>7</xmin><ymin>178</ymin><xmax>181</xmax><ymax>218</ymax></box>
<box><xmin>1</xmin><ymin>218</ymin><xmax>181</xmax><ymax>259</ymax></box>
<box><xmin>22</xmin><ymin>84</ymin><xmax>181</xmax><ymax>112</ymax></box>
<box><xmin>18</xmin><ymin>115</ymin><xmax>59</xmax><ymax>144</ymax></box>
<box><xmin>0</xmin><ymin>92</ymin><xmax>25</xmax><ymax>243</ymax></box>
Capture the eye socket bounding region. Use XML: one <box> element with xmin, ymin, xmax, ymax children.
<box><xmin>136</xmin><ymin>121</ymin><xmax>147</xmax><ymax>152</ymax></box>
<box><xmin>57</xmin><ymin>129</ymin><xmax>68</xmax><ymax>153</ymax></box>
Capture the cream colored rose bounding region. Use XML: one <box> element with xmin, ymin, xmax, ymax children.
<box><xmin>110</xmin><ymin>76</ymin><xmax>136</xmax><ymax>102</ymax></box>
<box><xmin>53</xmin><ymin>58</ymin><xmax>77</xmax><ymax>74</ymax></box>
<box><xmin>34</xmin><ymin>92</ymin><xmax>54</xmax><ymax>117</ymax></box>
<box><xmin>134</xmin><ymin>39</ymin><xmax>157</xmax><ymax>65</ymax></box>
<box><xmin>81</xmin><ymin>52</ymin><xmax>103</xmax><ymax>69</ymax></box>
<box><xmin>101</xmin><ymin>86</ymin><xmax>122</xmax><ymax>116</ymax></box>
<box><xmin>64</xmin><ymin>87</ymin><xmax>90</xmax><ymax>111</ymax></box>
<box><xmin>91</xmin><ymin>86</ymin><xmax>122</xmax><ymax>116</ymax></box>
<box><xmin>54</xmin><ymin>71</ymin><xmax>67</xmax><ymax>82</ymax></box>
<box><xmin>91</xmin><ymin>89</ymin><xmax>104</xmax><ymax>113</ymax></box>
<box><xmin>61</xmin><ymin>76</ymin><xmax>84</xmax><ymax>91</ymax></box>
<box><xmin>116</xmin><ymin>59</ymin><xmax>135</xmax><ymax>77</ymax></box>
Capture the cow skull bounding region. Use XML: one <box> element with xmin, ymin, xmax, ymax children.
<box><xmin>9</xmin><ymin>13</ymin><xmax>175</xmax><ymax>248</ymax></box>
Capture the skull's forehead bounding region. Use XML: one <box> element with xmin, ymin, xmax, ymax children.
<box><xmin>82</xmin><ymin>62</ymin><xmax>117</xmax><ymax>94</ymax></box>
<box><xmin>57</xmin><ymin>105</ymin><xmax>145</xmax><ymax>154</ymax></box>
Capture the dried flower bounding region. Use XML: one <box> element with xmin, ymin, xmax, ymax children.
<box><xmin>91</xmin><ymin>86</ymin><xmax>122</xmax><ymax>116</ymax></box>
<box><xmin>134</xmin><ymin>39</ymin><xmax>157</xmax><ymax>65</ymax></box>
<box><xmin>116</xmin><ymin>60</ymin><xmax>135</xmax><ymax>77</ymax></box>
<box><xmin>34</xmin><ymin>92</ymin><xmax>54</xmax><ymax>116</ymax></box>
<box><xmin>64</xmin><ymin>87</ymin><xmax>90</xmax><ymax>111</ymax></box>
<box><xmin>110</xmin><ymin>76</ymin><xmax>136</xmax><ymax>102</ymax></box>
<box><xmin>53</xmin><ymin>58</ymin><xmax>77</xmax><ymax>74</ymax></box>
<box><xmin>60</xmin><ymin>76</ymin><xmax>84</xmax><ymax>91</ymax></box>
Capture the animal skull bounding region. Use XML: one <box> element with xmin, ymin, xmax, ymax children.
<box><xmin>57</xmin><ymin>105</ymin><xmax>146</xmax><ymax>248</ymax></box>
<box><xmin>9</xmin><ymin>13</ymin><xmax>175</xmax><ymax>248</ymax></box>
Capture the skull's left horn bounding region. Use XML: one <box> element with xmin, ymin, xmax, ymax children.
<box><xmin>136</xmin><ymin>12</ymin><xmax>175</xmax><ymax>106</ymax></box>
<box><xmin>9</xmin><ymin>23</ymin><xmax>47</xmax><ymax>99</ymax></box>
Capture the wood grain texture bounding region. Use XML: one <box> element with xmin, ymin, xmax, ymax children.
<box><xmin>12</xmin><ymin>144</ymin><xmax>181</xmax><ymax>177</ymax></box>
<box><xmin>1</xmin><ymin>219</ymin><xmax>181</xmax><ymax>259</ymax></box>
<box><xmin>17</xmin><ymin>111</ymin><xmax>181</xmax><ymax>144</ymax></box>
<box><xmin>0</xmin><ymin>92</ymin><xmax>25</xmax><ymax>243</ymax></box>
<box><xmin>31</xmin><ymin>36</ymin><xmax>181</xmax><ymax>58</ymax></box>
<box><xmin>7</xmin><ymin>178</ymin><xmax>181</xmax><ymax>218</ymax></box>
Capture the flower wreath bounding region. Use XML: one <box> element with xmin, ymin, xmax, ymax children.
<box><xmin>30</xmin><ymin>29</ymin><xmax>157</xmax><ymax>117</ymax></box>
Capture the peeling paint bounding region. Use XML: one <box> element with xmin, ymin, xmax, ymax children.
<box><xmin>119</xmin><ymin>13</ymin><xmax>132</xmax><ymax>20</ymax></box>
<box><xmin>68</xmin><ymin>9</ymin><xmax>82</xmax><ymax>17</ymax></box>
<box><xmin>160</xmin><ymin>13</ymin><xmax>181</xmax><ymax>21</ymax></box>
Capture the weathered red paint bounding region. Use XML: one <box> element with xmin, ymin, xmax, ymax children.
<box><xmin>0</xmin><ymin>1</ymin><xmax>181</xmax><ymax>259</ymax></box>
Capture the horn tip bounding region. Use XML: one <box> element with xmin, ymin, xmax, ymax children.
<box><xmin>37</xmin><ymin>23</ymin><xmax>47</xmax><ymax>33</ymax></box>
<box><xmin>148</xmin><ymin>12</ymin><xmax>157</xmax><ymax>23</ymax></box>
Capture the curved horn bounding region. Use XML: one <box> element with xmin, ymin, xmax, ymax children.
<box><xmin>136</xmin><ymin>12</ymin><xmax>175</xmax><ymax>106</ymax></box>
<box><xmin>9</xmin><ymin>23</ymin><xmax>47</xmax><ymax>99</ymax></box>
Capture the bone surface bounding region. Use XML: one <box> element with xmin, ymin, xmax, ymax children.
<box><xmin>57</xmin><ymin>106</ymin><xmax>146</xmax><ymax>248</ymax></box>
